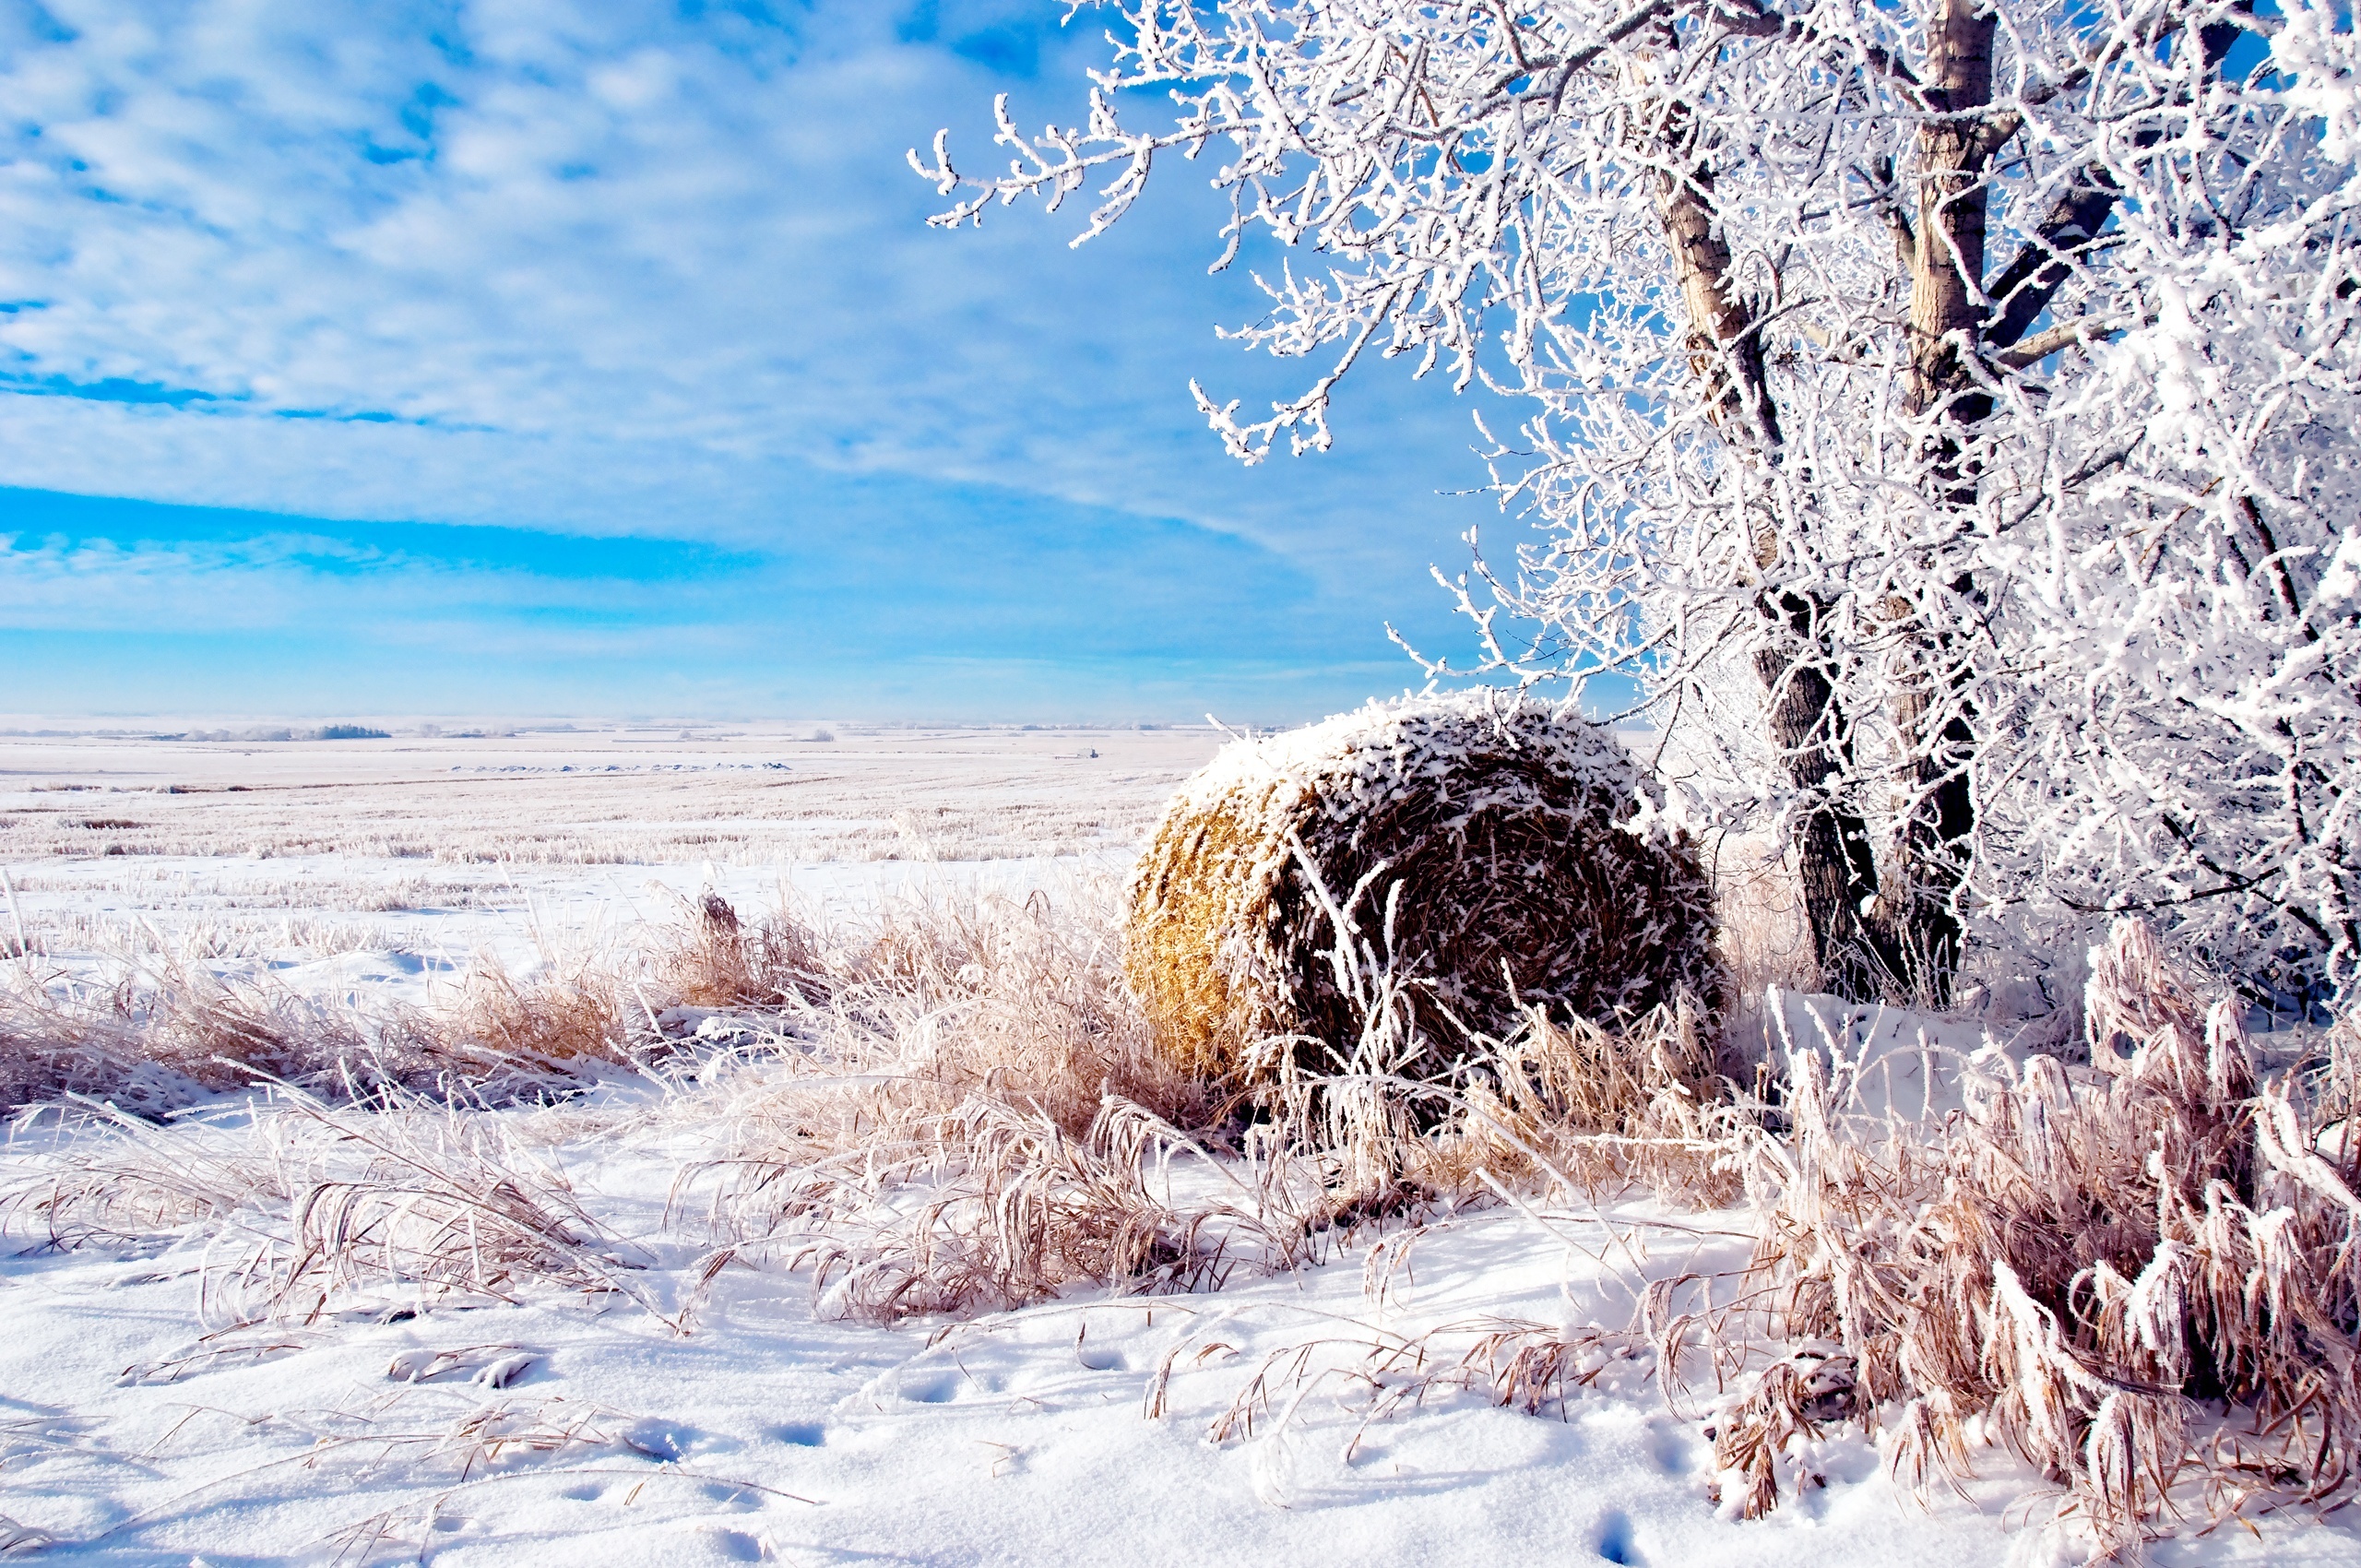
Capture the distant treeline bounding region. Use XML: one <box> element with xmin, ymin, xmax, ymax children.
<box><xmin>173</xmin><ymin>724</ymin><xmax>394</xmax><ymax>742</ymax></box>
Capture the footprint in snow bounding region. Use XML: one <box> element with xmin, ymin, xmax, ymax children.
<box><xmin>1646</xmin><ymin>1419</ymin><xmax>1692</xmax><ymax>1475</ymax></box>
<box><xmin>1595</xmin><ymin>1511</ymin><xmax>1643</xmax><ymax>1565</ymax></box>
<box><xmin>899</xmin><ymin>1373</ymin><xmax>961</xmax><ymax>1405</ymax></box>
<box><xmin>694</xmin><ymin>1526</ymin><xmax>766</xmax><ymax>1562</ymax></box>
<box><xmin>623</xmin><ymin>1418</ymin><xmax>698</xmax><ymax>1461</ymax></box>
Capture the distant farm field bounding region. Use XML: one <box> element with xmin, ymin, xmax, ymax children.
<box><xmin>0</xmin><ymin>722</ymin><xmax>1221</xmax><ymax>1006</ymax></box>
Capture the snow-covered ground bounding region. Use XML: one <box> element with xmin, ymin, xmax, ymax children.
<box><xmin>0</xmin><ymin>1080</ymin><xmax>2084</xmax><ymax>1568</ymax></box>
<box><xmin>6</xmin><ymin>1075</ymin><xmax>2352</xmax><ymax>1567</ymax></box>
<box><xmin>0</xmin><ymin>722</ymin><xmax>1218</xmax><ymax>1008</ymax></box>
<box><xmin>2</xmin><ymin>724</ymin><xmax>2354</xmax><ymax>1565</ymax></box>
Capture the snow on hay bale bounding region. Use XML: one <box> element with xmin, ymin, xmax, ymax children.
<box><xmin>1124</xmin><ymin>693</ymin><xmax>1720</xmax><ymax>1086</ymax></box>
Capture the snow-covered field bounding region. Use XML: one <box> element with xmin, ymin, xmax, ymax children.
<box><xmin>0</xmin><ymin>1092</ymin><xmax>2047</xmax><ymax>1568</ymax></box>
<box><xmin>0</xmin><ymin>721</ymin><xmax>1216</xmax><ymax>1007</ymax></box>
<box><xmin>1</xmin><ymin>725</ymin><xmax>2353</xmax><ymax>1565</ymax></box>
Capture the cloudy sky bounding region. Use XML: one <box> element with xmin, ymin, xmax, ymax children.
<box><xmin>0</xmin><ymin>0</ymin><xmax>1527</xmax><ymax>721</ymax></box>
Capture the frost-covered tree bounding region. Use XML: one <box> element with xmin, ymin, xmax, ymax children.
<box><xmin>918</xmin><ymin>0</ymin><xmax>2361</xmax><ymax>1008</ymax></box>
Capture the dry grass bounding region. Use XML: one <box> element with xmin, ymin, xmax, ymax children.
<box><xmin>653</xmin><ymin>889</ymin><xmax>825</xmax><ymax>1009</ymax></box>
<box><xmin>0</xmin><ymin>881</ymin><xmax>835</xmax><ymax>1115</ymax></box>
<box><xmin>1181</xmin><ymin>1306</ymin><xmax>1669</xmax><ymax>1467</ymax></box>
<box><xmin>1694</xmin><ymin>918</ymin><xmax>2361</xmax><ymax>1551</ymax></box>
<box><xmin>0</xmin><ymin>1515</ymin><xmax>53</xmax><ymax>1557</ymax></box>
<box><xmin>1709</xmin><ymin>834</ymin><xmax>1821</xmax><ymax>1008</ymax></box>
<box><xmin>0</xmin><ymin>909</ymin><xmax>413</xmax><ymax>962</ymax></box>
<box><xmin>0</xmin><ymin>963</ymin><xmax>399</xmax><ymax>1116</ymax></box>
<box><xmin>1</xmin><ymin>1088</ymin><xmax>664</xmax><ymax>1328</ymax></box>
<box><xmin>1446</xmin><ymin>998</ymin><xmax>1747</xmax><ymax>1206</ymax></box>
<box><xmin>775</xmin><ymin>1095</ymin><xmax>1240</xmax><ymax>1322</ymax></box>
<box><xmin>0</xmin><ymin>948</ymin><xmax>643</xmax><ymax>1116</ymax></box>
<box><xmin>656</xmin><ymin>879</ymin><xmax>1246</xmax><ymax>1323</ymax></box>
<box><xmin>440</xmin><ymin>963</ymin><xmax>635</xmax><ymax>1071</ymax></box>
<box><xmin>224</xmin><ymin>1095</ymin><xmax>658</xmax><ymax>1327</ymax></box>
<box><xmin>0</xmin><ymin>879</ymin><xmax>1251</xmax><ymax>1333</ymax></box>
<box><xmin>635</xmin><ymin>871</ymin><xmax>1745</xmax><ymax>1326</ymax></box>
<box><xmin>0</xmin><ymin>880</ymin><xmax>1274</xmax><ymax>1344</ymax></box>
<box><xmin>1109</xmin><ymin>897</ymin><xmax>2361</xmax><ymax>1552</ymax></box>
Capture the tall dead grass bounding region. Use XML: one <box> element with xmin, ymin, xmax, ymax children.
<box><xmin>1710</xmin><ymin>835</ymin><xmax>1821</xmax><ymax>1008</ymax></box>
<box><xmin>775</xmin><ymin>1095</ymin><xmax>1241</xmax><ymax>1322</ymax></box>
<box><xmin>0</xmin><ymin>952</ymin><xmax>643</xmax><ymax>1115</ymax></box>
<box><xmin>1702</xmin><ymin>918</ymin><xmax>2361</xmax><ymax>1551</ymax></box>
<box><xmin>0</xmin><ymin>882</ymin><xmax>818</xmax><ymax>1115</ymax></box>
<box><xmin>1451</xmin><ymin>999</ymin><xmax>1747</xmax><ymax>1206</ymax></box>
<box><xmin>1102</xmin><ymin>892</ymin><xmax>2361</xmax><ymax>1551</ymax></box>
<box><xmin>1</xmin><ymin>1087</ymin><xmax>665</xmax><ymax>1329</ymax></box>
<box><xmin>651</xmin><ymin>888</ymin><xmax>826</xmax><ymax>1008</ymax></box>
<box><xmin>0</xmin><ymin>879</ymin><xmax>1255</xmax><ymax>1333</ymax></box>
<box><xmin>629</xmin><ymin>870</ymin><xmax>1742</xmax><ymax>1325</ymax></box>
<box><xmin>658</xmin><ymin>880</ymin><xmax>1246</xmax><ymax>1322</ymax></box>
<box><xmin>0</xmin><ymin>963</ymin><xmax>402</xmax><ymax>1116</ymax></box>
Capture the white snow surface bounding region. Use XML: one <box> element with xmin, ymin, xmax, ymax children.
<box><xmin>2</xmin><ymin>724</ymin><xmax>2355</xmax><ymax>1564</ymax></box>
<box><xmin>5</xmin><ymin>1080</ymin><xmax>2353</xmax><ymax>1566</ymax></box>
<box><xmin>0</xmin><ymin>722</ymin><xmax>1220</xmax><ymax>1011</ymax></box>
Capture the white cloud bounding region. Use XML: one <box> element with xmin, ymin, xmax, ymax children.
<box><xmin>0</xmin><ymin>525</ymin><xmax>658</xmax><ymax>632</ymax></box>
<box><xmin>0</xmin><ymin>0</ymin><xmax>1510</xmax><ymax>603</ymax></box>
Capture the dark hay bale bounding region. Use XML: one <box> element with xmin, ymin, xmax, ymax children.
<box><xmin>1124</xmin><ymin>693</ymin><xmax>1720</xmax><ymax>1087</ymax></box>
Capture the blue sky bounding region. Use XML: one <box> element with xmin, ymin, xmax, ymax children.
<box><xmin>0</xmin><ymin>0</ymin><xmax>1521</xmax><ymax>721</ymax></box>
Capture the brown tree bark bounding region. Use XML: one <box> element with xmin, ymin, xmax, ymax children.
<box><xmin>1752</xmin><ymin>595</ymin><xmax>1897</xmax><ymax>996</ymax></box>
<box><xmin>1648</xmin><ymin>44</ymin><xmax>1900</xmax><ymax>995</ymax></box>
<box><xmin>1862</xmin><ymin>0</ymin><xmax>1999</xmax><ymax>1001</ymax></box>
<box><xmin>1648</xmin><ymin>0</ymin><xmax>2003</xmax><ymax>1001</ymax></box>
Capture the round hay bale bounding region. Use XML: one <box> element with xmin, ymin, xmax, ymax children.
<box><xmin>1124</xmin><ymin>693</ymin><xmax>1720</xmax><ymax>1087</ymax></box>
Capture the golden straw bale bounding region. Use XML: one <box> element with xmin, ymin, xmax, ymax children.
<box><xmin>1124</xmin><ymin>692</ymin><xmax>1720</xmax><ymax>1086</ymax></box>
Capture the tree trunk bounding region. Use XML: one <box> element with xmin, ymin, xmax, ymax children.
<box><xmin>1647</xmin><ymin>0</ymin><xmax>1999</xmax><ymax>1003</ymax></box>
<box><xmin>1649</xmin><ymin>64</ymin><xmax>1915</xmax><ymax>996</ymax></box>
<box><xmin>1873</xmin><ymin>0</ymin><xmax>1999</xmax><ymax>1004</ymax></box>
<box><xmin>1754</xmin><ymin>594</ymin><xmax>1902</xmax><ymax>996</ymax></box>
<box><xmin>1641</xmin><ymin>0</ymin><xmax>2243</xmax><ymax>1003</ymax></box>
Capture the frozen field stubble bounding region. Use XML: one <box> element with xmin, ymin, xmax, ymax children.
<box><xmin>0</xmin><ymin>723</ymin><xmax>1219</xmax><ymax>1005</ymax></box>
